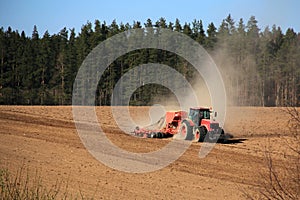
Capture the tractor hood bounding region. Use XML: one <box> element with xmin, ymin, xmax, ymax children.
<box><xmin>201</xmin><ymin>119</ymin><xmax>219</xmax><ymax>131</ymax></box>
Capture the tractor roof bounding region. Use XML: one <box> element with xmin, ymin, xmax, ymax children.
<box><xmin>190</xmin><ymin>107</ymin><xmax>211</xmax><ymax>110</ymax></box>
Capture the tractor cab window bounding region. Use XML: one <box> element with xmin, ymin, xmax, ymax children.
<box><xmin>189</xmin><ymin>109</ymin><xmax>199</xmax><ymax>119</ymax></box>
<box><xmin>201</xmin><ymin>110</ymin><xmax>210</xmax><ymax>119</ymax></box>
<box><xmin>189</xmin><ymin>108</ymin><xmax>210</xmax><ymax>126</ymax></box>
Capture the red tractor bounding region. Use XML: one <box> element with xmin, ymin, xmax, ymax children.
<box><xmin>134</xmin><ymin>107</ymin><xmax>225</xmax><ymax>142</ymax></box>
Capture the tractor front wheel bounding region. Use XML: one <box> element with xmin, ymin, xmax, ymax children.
<box><xmin>198</xmin><ymin>126</ymin><xmax>207</xmax><ymax>142</ymax></box>
<box><xmin>193</xmin><ymin>127</ymin><xmax>206</xmax><ymax>142</ymax></box>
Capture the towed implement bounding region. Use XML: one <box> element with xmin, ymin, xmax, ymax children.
<box><xmin>134</xmin><ymin>107</ymin><xmax>225</xmax><ymax>142</ymax></box>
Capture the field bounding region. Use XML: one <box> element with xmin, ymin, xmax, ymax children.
<box><xmin>0</xmin><ymin>106</ymin><xmax>297</xmax><ymax>199</ymax></box>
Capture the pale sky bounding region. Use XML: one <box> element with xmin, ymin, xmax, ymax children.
<box><xmin>1</xmin><ymin>0</ymin><xmax>299</xmax><ymax>36</ymax></box>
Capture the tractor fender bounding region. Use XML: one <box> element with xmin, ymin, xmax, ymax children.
<box><xmin>200</xmin><ymin>119</ymin><xmax>211</xmax><ymax>131</ymax></box>
<box><xmin>199</xmin><ymin>124</ymin><xmax>209</xmax><ymax>132</ymax></box>
<box><xmin>182</xmin><ymin>119</ymin><xmax>195</xmax><ymax>127</ymax></box>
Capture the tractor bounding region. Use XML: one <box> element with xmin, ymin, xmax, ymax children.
<box><xmin>133</xmin><ymin>107</ymin><xmax>225</xmax><ymax>142</ymax></box>
<box><xmin>178</xmin><ymin>107</ymin><xmax>225</xmax><ymax>142</ymax></box>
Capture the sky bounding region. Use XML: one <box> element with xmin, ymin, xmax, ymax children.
<box><xmin>0</xmin><ymin>0</ymin><xmax>299</xmax><ymax>37</ymax></box>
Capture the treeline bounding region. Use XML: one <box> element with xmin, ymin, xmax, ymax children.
<box><xmin>0</xmin><ymin>15</ymin><xmax>299</xmax><ymax>106</ymax></box>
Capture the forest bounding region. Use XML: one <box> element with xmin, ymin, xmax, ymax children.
<box><xmin>0</xmin><ymin>15</ymin><xmax>299</xmax><ymax>106</ymax></box>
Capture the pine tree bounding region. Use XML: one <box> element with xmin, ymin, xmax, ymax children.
<box><xmin>91</xmin><ymin>19</ymin><xmax>102</xmax><ymax>48</ymax></box>
<box><xmin>277</xmin><ymin>28</ymin><xmax>298</xmax><ymax>106</ymax></box>
<box><xmin>205</xmin><ymin>22</ymin><xmax>217</xmax><ymax>50</ymax></box>
<box><xmin>155</xmin><ymin>18</ymin><xmax>167</xmax><ymax>28</ymax></box>
<box><xmin>144</xmin><ymin>18</ymin><xmax>153</xmax><ymax>28</ymax></box>
<box><xmin>269</xmin><ymin>25</ymin><xmax>284</xmax><ymax>106</ymax></box>
<box><xmin>174</xmin><ymin>19</ymin><xmax>182</xmax><ymax>32</ymax></box>
<box><xmin>0</xmin><ymin>28</ymin><xmax>5</xmax><ymax>103</ymax></box>
<box><xmin>225</xmin><ymin>14</ymin><xmax>235</xmax><ymax>35</ymax></box>
<box><xmin>192</xmin><ymin>19</ymin><xmax>205</xmax><ymax>45</ymax></box>
<box><xmin>36</xmin><ymin>30</ymin><xmax>53</xmax><ymax>104</ymax></box>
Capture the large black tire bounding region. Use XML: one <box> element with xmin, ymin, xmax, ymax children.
<box><xmin>178</xmin><ymin>121</ymin><xmax>193</xmax><ymax>140</ymax></box>
<box><xmin>217</xmin><ymin>128</ymin><xmax>225</xmax><ymax>143</ymax></box>
<box><xmin>206</xmin><ymin>127</ymin><xmax>223</xmax><ymax>143</ymax></box>
<box><xmin>157</xmin><ymin>132</ymin><xmax>164</xmax><ymax>138</ymax></box>
<box><xmin>150</xmin><ymin>132</ymin><xmax>156</xmax><ymax>138</ymax></box>
<box><xmin>199</xmin><ymin>126</ymin><xmax>207</xmax><ymax>142</ymax></box>
<box><xmin>193</xmin><ymin>126</ymin><xmax>206</xmax><ymax>142</ymax></box>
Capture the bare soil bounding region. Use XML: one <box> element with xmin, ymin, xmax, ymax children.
<box><xmin>0</xmin><ymin>106</ymin><xmax>297</xmax><ymax>199</ymax></box>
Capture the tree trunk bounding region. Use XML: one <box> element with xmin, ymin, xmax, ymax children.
<box><xmin>1</xmin><ymin>49</ymin><xmax>3</xmax><ymax>80</ymax></box>
<box><xmin>61</xmin><ymin>63</ymin><xmax>64</xmax><ymax>105</ymax></box>
<box><xmin>275</xmin><ymin>81</ymin><xmax>280</xmax><ymax>106</ymax></box>
<box><xmin>57</xmin><ymin>53</ymin><xmax>65</xmax><ymax>105</ymax></box>
<box><xmin>40</xmin><ymin>66</ymin><xmax>45</xmax><ymax>105</ymax></box>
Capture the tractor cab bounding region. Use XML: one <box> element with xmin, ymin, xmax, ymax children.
<box><xmin>188</xmin><ymin>107</ymin><xmax>211</xmax><ymax>126</ymax></box>
<box><xmin>184</xmin><ymin>107</ymin><xmax>224</xmax><ymax>142</ymax></box>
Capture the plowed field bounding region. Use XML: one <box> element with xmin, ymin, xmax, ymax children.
<box><xmin>0</xmin><ymin>106</ymin><xmax>297</xmax><ymax>199</ymax></box>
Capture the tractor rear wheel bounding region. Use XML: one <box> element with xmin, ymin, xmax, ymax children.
<box><xmin>178</xmin><ymin>121</ymin><xmax>193</xmax><ymax>140</ymax></box>
<box><xmin>193</xmin><ymin>127</ymin><xmax>200</xmax><ymax>142</ymax></box>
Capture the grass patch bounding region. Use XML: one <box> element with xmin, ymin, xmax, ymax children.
<box><xmin>0</xmin><ymin>166</ymin><xmax>97</xmax><ymax>200</ymax></box>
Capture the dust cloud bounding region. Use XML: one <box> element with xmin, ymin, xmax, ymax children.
<box><xmin>144</xmin><ymin>44</ymin><xmax>259</xmax><ymax>129</ymax></box>
<box><xmin>128</xmin><ymin>42</ymin><xmax>259</xmax><ymax>131</ymax></box>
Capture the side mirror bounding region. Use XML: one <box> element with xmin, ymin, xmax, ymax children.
<box><xmin>214</xmin><ymin>112</ymin><xmax>217</xmax><ymax>118</ymax></box>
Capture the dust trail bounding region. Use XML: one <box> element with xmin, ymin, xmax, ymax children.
<box><xmin>131</xmin><ymin>42</ymin><xmax>259</xmax><ymax>129</ymax></box>
<box><xmin>150</xmin><ymin>75</ymin><xmax>211</xmax><ymax>112</ymax></box>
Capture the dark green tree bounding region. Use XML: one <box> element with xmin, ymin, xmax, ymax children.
<box><xmin>192</xmin><ymin>19</ymin><xmax>205</xmax><ymax>44</ymax></box>
<box><xmin>0</xmin><ymin>17</ymin><xmax>299</xmax><ymax>106</ymax></box>
<box><xmin>205</xmin><ymin>22</ymin><xmax>217</xmax><ymax>50</ymax></box>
